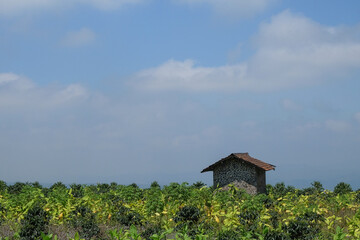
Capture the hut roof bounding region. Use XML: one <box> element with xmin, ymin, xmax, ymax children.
<box><xmin>201</xmin><ymin>153</ymin><xmax>275</xmax><ymax>173</ymax></box>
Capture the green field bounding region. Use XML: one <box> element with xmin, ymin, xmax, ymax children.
<box><xmin>0</xmin><ymin>180</ymin><xmax>359</xmax><ymax>239</ymax></box>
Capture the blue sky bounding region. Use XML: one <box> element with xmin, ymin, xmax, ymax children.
<box><xmin>1</xmin><ymin>0</ymin><xmax>360</xmax><ymax>189</ymax></box>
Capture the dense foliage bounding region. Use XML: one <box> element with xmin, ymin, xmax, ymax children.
<box><xmin>0</xmin><ymin>181</ymin><xmax>359</xmax><ymax>239</ymax></box>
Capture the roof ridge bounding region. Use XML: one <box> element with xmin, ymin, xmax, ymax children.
<box><xmin>233</xmin><ymin>152</ymin><xmax>248</xmax><ymax>155</ymax></box>
<box><xmin>201</xmin><ymin>153</ymin><xmax>275</xmax><ymax>173</ymax></box>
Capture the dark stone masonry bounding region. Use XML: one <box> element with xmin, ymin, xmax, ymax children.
<box><xmin>201</xmin><ymin>153</ymin><xmax>275</xmax><ymax>194</ymax></box>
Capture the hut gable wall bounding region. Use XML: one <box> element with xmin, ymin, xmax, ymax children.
<box><xmin>256</xmin><ymin>168</ymin><xmax>266</xmax><ymax>194</ymax></box>
<box><xmin>213</xmin><ymin>158</ymin><xmax>257</xmax><ymax>188</ymax></box>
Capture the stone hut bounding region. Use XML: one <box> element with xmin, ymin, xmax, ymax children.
<box><xmin>201</xmin><ymin>153</ymin><xmax>275</xmax><ymax>194</ymax></box>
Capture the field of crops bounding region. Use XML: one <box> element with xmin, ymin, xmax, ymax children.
<box><xmin>0</xmin><ymin>180</ymin><xmax>359</xmax><ymax>240</ymax></box>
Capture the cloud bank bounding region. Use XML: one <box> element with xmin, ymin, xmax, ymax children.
<box><xmin>1</xmin><ymin>70</ymin><xmax>359</xmax><ymax>186</ymax></box>
<box><xmin>0</xmin><ymin>0</ymin><xmax>145</xmax><ymax>16</ymax></box>
<box><xmin>173</xmin><ymin>0</ymin><xmax>276</xmax><ymax>19</ymax></box>
<box><xmin>132</xmin><ymin>11</ymin><xmax>360</xmax><ymax>92</ymax></box>
<box><xmin>0</xmin><ymin>72</ymin><xmax>221</xmax><ymax>184</ymax></box>
<box><xmin>0</xmin><ymin>0</ymin><xmax>273</xmax><ymax>18</ymax></box>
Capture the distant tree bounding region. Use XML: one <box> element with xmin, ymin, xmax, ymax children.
<box><xmin>129</xmin><ymin>183</ymin><xmax>139</xmax><ymax>189</ymax></box>
<box><xmin>8</xmin><ymin>182</ymin><xmax>27</xmax><ymax>194</ymax></box>
<box><xmin>97</xmin><ymin>183</ymin><xmax>110</xmax><ymax>193</ymax></box>
<box><xmin>298</xmin><ymin>181</ymin><xmax>325</xmax><ymax>196</ymax></box>
<box><xmin>334</xmin><ymin>182</ymin><xmax>352</xmax><ymax>195</ymax></box>
<box><xmin>192</xmin><ymin>181</ymin><xmax>205</xmax><ymax>189</ymax></box>
<box><xmin>110</xmin><ymin>182</ymin><xmax>118</xmax><ymax>190</ymax></box>
<box><xmin>0</xmin><ymin>180</ymin><xmax>7</xmax><ymax>192</ymax></box>
<box><xmin>150</xmin><ymin>181</ymin><xmax>160</xmax><ymax>189</ymax></box>
<box><xmin>272</xmin><ymin>182</ymin><xmax>295</xmax><ymax>197</ymax></box>
<box><xmin>31</xmin><ymin>181</ymin><xmax>43</xmax><ymax>189</ymax></box>
<box><xmin>311</xmin><ymin>181</ymin><xmax>324</xmax><ymax>193</ymax></box>
<box><xmin>50</xmin><ymin>182</ymin><xmax>67</xmax><ymax>190</ymax></box>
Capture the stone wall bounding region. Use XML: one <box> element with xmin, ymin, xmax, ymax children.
<box><xmin>220</xmin><ymin>180</ymin><xmax>258</xmax><ymax>195</ymax></box>
<box><xmin>213</xmin><ymin>158</ymin><xmax>257</xmax><ymax>189</ymax></box>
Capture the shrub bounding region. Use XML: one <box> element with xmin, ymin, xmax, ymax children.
<box><xmin>269</xmin><ymin>210</ymin><xmax>280</xmax><ymax>229</ymax></box>
<box><xmin>163</xmin><ymin>183</ymin><xmax>191</xmax><ymax>203</ymax></box>
<box><xmin>7</xmin><ymin>182</ymin><xmax>27</xmax><ymax>195</ymax></box>
<box><xmin>19</xmin><ymin>204</ymin><xmax>49</xmax><ymax>240</ymax></box>
<box><xmin>174</xmin><ymin>206</ymin><xmax>201</xmax><ymax>224</ymax></box>
<box><xmin>42</xmin><ymin>187</ymin><xmax>51</xmax><ymax>197</ymax></box>
<box><xmin>334</xmin><ymin>182</ymin><xmax>352</xmax><ymax>195</ymax></box>
<box><xmin>285</xmin><ymin>218</ymin><xmax>313</xmax><ymax>240</ymax></box>
<box><xmin>0</xmin><ymin>203</ymin><xmax>4</xmax><ymax>226</ymax></box>
<box><xmin>284</xmin><ymin>211</ymin><xmax>324</xmax><ymax>240</ymax></box>
<box><xmin>69</xmin><ymin>206</ymin><xmax>100</xmax><ymax>239</ymax></box>
<box><xmin>238</xmin><ymin>207</ymin><xmax>260</xmax><ymax>231</ymax></box>
<box><xmin>355</xmin><ymin>189</ymin><xmax>360</xmax><ymax>203</ymax></box>
<box><xmin>218</xmin><ymin>230</ymin><xmax>242</xmax><ymax>240</ymax></box>
<box><xmin>258</xmin><ymin>194</ymin><xmax>274</xmax><ymax>208</ymax></box>
<box><xmin>145</xmin><ymin>189</ymin><xmax>164</xmax><ymax>215</ymax></box>
<box><xmin>107</xmin><ymin>193</ymin><xmax>123</xmax><ymax>209</ymax></box>
<box><xmin>80</xmin><ymin>219</ymin><xmax>100</xmax><ymax>239</ymax></box>
<box><xmin>70</xmin><ymin>184</ymin><xmax>84</xmax><ymax>198</ymax></box>
<box><xmin>97</xmin><ymin>183</ymin><xmax>111</xmax><ymax>194</ymax></box>
<box><xmin>264</xmin><ymin>230</ymin><xmax>290</xmax><ymax>240</ymax></box>
<box><xmin>141</xmin><ymin>225</ymin><xmax>162</xmax><ymax>240</ymax></box>
<box><xmin>173</xmin><ymin>206</ymin><xmax>202</xmax><ymax>238</ymax></box>
<box><xmin>112</xmin><ymin>205</ymin><xmax>142</xmax><ymax>226</ymax></box>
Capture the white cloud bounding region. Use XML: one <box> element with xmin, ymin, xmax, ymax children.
<box><xmin>0</xmin><ymin>73</ymin><xmax>88</xmax><ymax>109</ymax></box>
<box><xmin>325</xmin><ymin>120</ymin><xmax>351</xmax><ymax>133</ymax></box>
<box><xmin>0</xmin><ymin>73</ymin><xmax>34</xmax><ymax>90</ymax></box>
<box><xmin>61</xmin><ymin>28</ymin><xmax>96</xmax><ymax>47</ymax></box>
<box><xmin>52</xmin><ymin>84</ymin><xmax>88</xmax><ymax>104</ymax></box>
<box><xmin>132</xmin><ymin>11</ymin><xmax>360</xmax><ymax>92</ymax></box>
<box><xmin>0</xmin><ymin>0</ymin><xmax>145</xmax><ymax>16</ymax></box>
<box><xmin>248</xmin><ymin>11</ymin><xmax>360</xmax><ymax>89</ymax></box>
<box><xmin>174</xmin><ymin>0</ymin><xmax>275</xmax><ymax>19</ymax></box>
<box><xmin>132</xmin><ymin>59</ymin><xmax>248</xmax><ymax>91</ymax></box>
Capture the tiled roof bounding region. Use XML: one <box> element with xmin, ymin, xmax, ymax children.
<box><xmin>201</xmin><ymin>153</ymin><xmax>275</xmax><ymax>173</ymax></box>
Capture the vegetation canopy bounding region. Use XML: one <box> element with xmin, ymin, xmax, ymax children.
<box><xmin>0</xmin><ymin>181</ymin><xmax>359</xmax><ymax>239</ymax></box>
